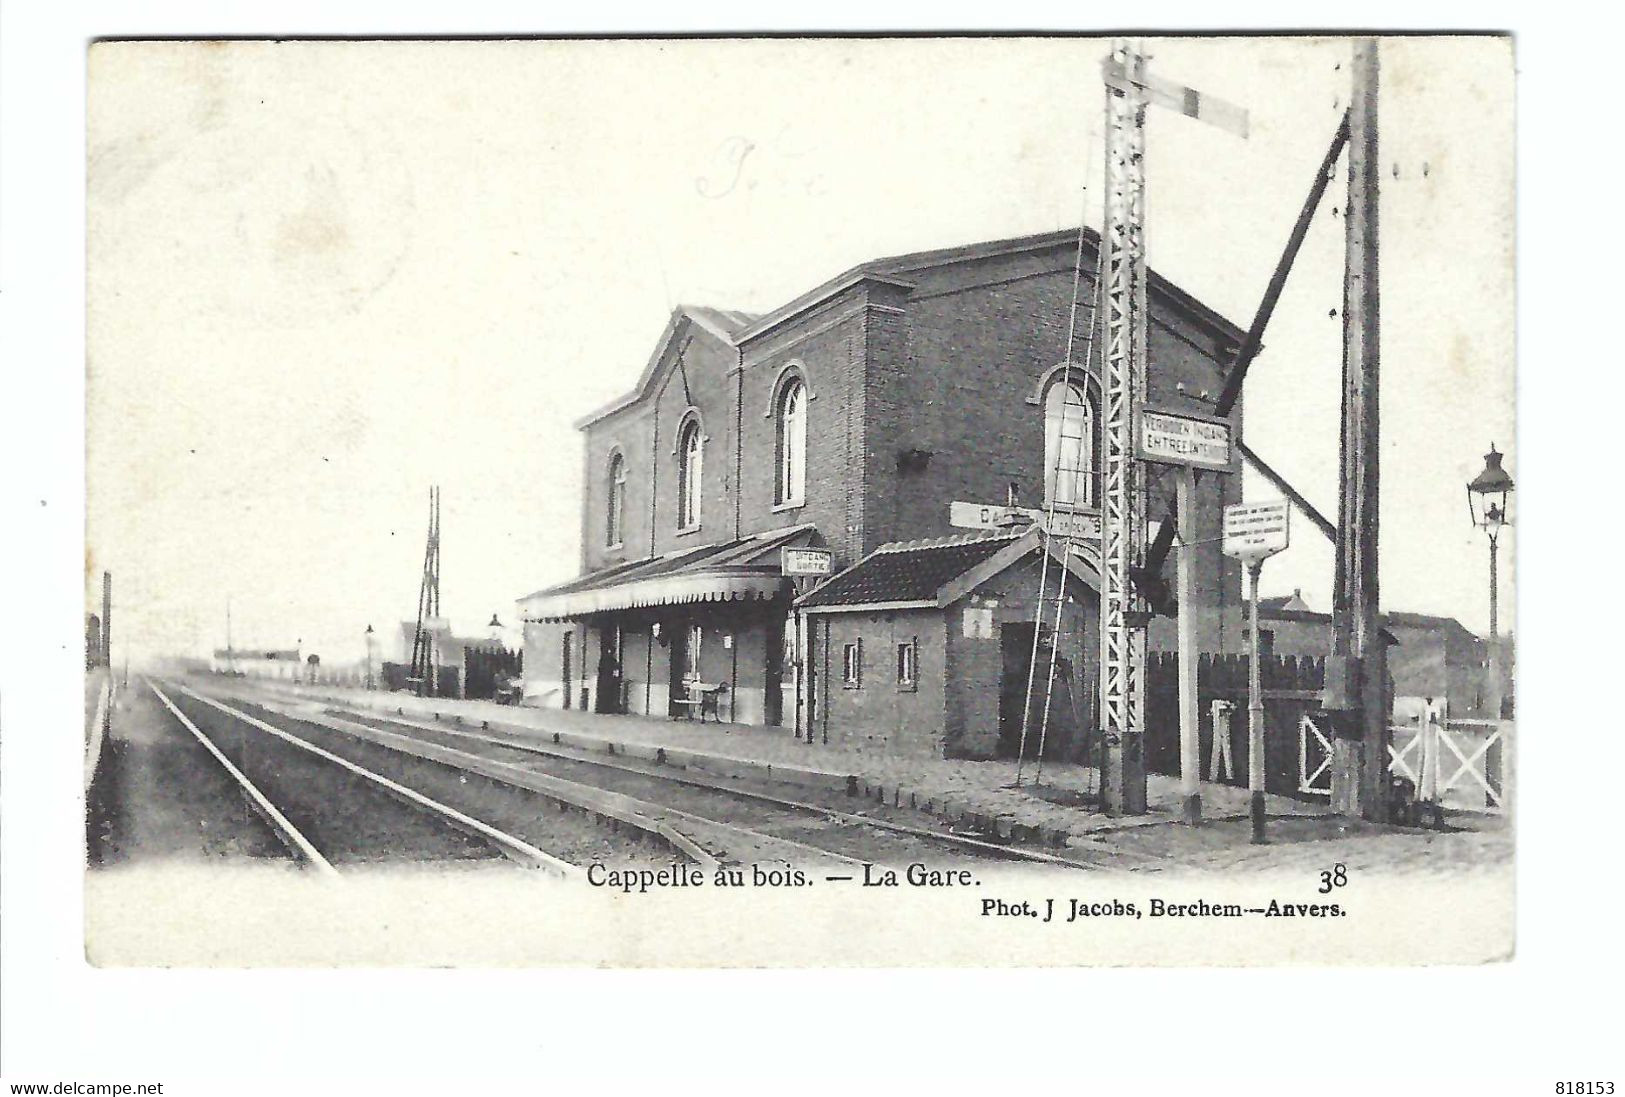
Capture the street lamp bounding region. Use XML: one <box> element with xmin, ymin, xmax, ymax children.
<box><xmin>1467</xmin><ymin>444</ymin><xmax>1513</xmax><ymax>718</ymax></box>
<box><xmin>364</xmin><ymin>623</ymin><xmax>376</xmax><ymax>690</ymax></box>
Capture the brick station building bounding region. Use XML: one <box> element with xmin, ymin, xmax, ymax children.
<box><xmin>518</xmin><ymin>227</ymin><xmax>1248</xmax><ymax>757</ymax></box>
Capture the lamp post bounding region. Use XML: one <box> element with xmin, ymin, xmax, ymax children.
<box><xmin>365</xmin><ymin>623</ymin><xmax>376</xmax><ymax>690</ymax></box>
<box><xmin>1466</xmin><ymin>444</ymin><xmax>1513</xmax><ymax>720</ymax></box>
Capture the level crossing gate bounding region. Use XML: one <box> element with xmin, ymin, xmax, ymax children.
<box><xmin>1299</xmin><ymin>707</ymin><xmax>1506</xmax><ymax>812</ymax></box>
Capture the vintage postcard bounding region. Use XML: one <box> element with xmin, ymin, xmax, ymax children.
<box><xmin>84</xmin><ymin>34</ymin><xmax>1515</xmax><ymax>967</ymax></box>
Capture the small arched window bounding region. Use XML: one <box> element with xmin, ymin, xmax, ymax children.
<box><xmin>776</xmin><ymin>377</ymin><xmax>807</xmax><ymax>507</ymax></box>
<box><xmin>677</xmin><ymin>418</ymin><xmax>703</xmax><ymax>529</ymax></box>
<box><xmin>1044</xmin><ymin>380</ymin><xmax>1097</xmax><ymax>509</ymax></box>
<box><xmin>605</xmin><ymin>452</ymin><xmax>626</xmax><ymax>547</ymax></box>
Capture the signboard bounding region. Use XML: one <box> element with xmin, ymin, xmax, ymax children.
<box><xmin>1046</xmin><ymin>510</ymin><xmax>1103</xmax><ymax>540</ymax></box>
<box><xmin>781</xmin><ymin>547</ymin><xmax>834</xmax><ymax>577</ymax></box>
<box><xmin>1139</xmin><ymin>408</ymin><xmax>1233</xmax><ymax>470</ymax></box>
<box><xmin>949</xmin><ymin>501</ymin><xmax>1039</xmax><ymax>531</ymax></box>
<box><xmin>1222</xmin><ymin>500</ymin><xmax>1290</xmax><ymax>562</ymax></box>
<box><xmin>949</xmin><ymin>501</ymin><xmax>1109</xmax><ymax>541</ymax></box>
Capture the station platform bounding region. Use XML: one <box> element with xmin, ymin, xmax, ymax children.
<box><xmin>242</xmin><ymin>679</ymin><xmax>1326</xmax><ymax>849</ymax></box>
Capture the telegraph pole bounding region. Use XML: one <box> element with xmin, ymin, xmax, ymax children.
<box><xmin>102</xmin><ymin>571</ymin><xmax>112</xmax><ymax>668</ymax></box>
<box><xmin>1327</xmin><ymin>38</ymin><xmax>1389</xmax><ymax>821</ymax></box>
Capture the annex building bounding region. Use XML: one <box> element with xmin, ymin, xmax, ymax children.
<box><xmin>518</xmin><ymin>227</ymin><xmax>1249</xmax><ymax>758</ymax></box>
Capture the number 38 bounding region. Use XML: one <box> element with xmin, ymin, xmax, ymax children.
<box><xmin>1317</xmin><ymin>864</ymin><xmax>1347</xmax><ymax>894</ymax></box>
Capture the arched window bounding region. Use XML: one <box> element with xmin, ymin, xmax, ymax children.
<box><xmin>1044</xmin><ymin>380</ymin><xmax>1097</xmax><ymax>509</ymax></box>
<box><xmin>605</xmin><ymin>452</ymin><xmax>626</xmax><ymax>547</ymax></box>
<box><xmin>677</xmin><ymin>418</ymin><xmax>703</xmax><ymax>529</ymax></box>
<box><xmin>776</xmin><ymin>377</ymin><xmax>807</xmax><ymax>507</ymax></box>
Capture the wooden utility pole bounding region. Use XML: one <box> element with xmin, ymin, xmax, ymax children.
<box><xmin>102</xmin><ymin>571</ymin><xmax>112</xmax><ymax>667</ymax></box>
<box><xmin>1328</xmin><ymin>39</ymin><xmax>1389</xmax><ymax>821</ymax></box>
<box><xmin>1177</xmin><ymin>466</ymin><xmax>1200</xmax><ymax>822</ymax></box>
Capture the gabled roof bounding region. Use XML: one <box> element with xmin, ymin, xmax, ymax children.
<box><xmin>576</xmin><ymin>226</ymin><xmax>1245</xmax><ymax>432</ymax></box>
<box><xmin>1258</xmin><ymin>604</ymin><xmax>1478</xmax><ymax>644</ymax></box>
<box><xmin>1259</xmin><ymin>588</ymin><xmax>1312</xmax><ymax>613</ymax></box>
<box><xmin>732</xmin><ymin>226</ymin><xmax>1245</xmax><ymax>348</ymax></box>
<box><xmin>573</xmin><ymin>305</ymin><xmax>757</xmax><ymax>430</ymax></box>
<box><xmin>797</xmin><ymin>528</ymin><xmax>1099</xmax><ymax>613</ymax></box>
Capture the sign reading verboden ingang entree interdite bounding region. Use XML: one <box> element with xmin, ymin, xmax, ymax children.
<box><xmin>1222</xmin><ymin>500</ymin><xmax>1290</xmax><ymax>562</ymax></box>
<box><xmin>1138</xmin><ymin>408</ymin><xmax>1233</xmax><ymax>470</ymax></box>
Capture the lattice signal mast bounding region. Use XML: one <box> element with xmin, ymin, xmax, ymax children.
<box><xmin>1098</xmin><ymin>41</ymin><xmax>1152</xmax><ymax>815</ymax></box>
<box><xmin>1097</xmin><ymin>41</ymin><xmax>1248</xmax><ymax>815</ymax></box>
<box><xmin>409</xmin><ymin>485</ymin><xmax>442</xmax><ymax>697</ymax></box>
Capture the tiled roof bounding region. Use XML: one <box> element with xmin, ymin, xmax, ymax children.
<box><xmin>798</xmin><ymin>531</ymin><xmax>1023</xmax><ymax>609</ymax></box>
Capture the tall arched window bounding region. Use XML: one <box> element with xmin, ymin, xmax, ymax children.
<box><xmin>776</xmin><ymin>377</ymin><xmax>807</xmax><ymax>507</ymax></box>
<box><xmin>1044</xmin><ymin>380</ymin><xmax>1097</xmax><ymax>509</ymax></box>
<box><xmin>605</xmin><ymin>452</ymin><xmax>626</xmax><ymax>547</ymax></box>
<box><xmin>677</xmin><ymin>419</ymin><xmax>703</xmax><ymax>529</ymax></box>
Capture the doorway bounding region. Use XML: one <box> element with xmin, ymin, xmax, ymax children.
<box><xmin>595</xmin><ymin>625</ymin><xmax>623</xmax><ymax>714</ymax></box>
<box><xmin>998</xmin><ymin>623</ymin><xmax>1049</xmax><ymax>760</ymax></box>
<box><xmin>562</xmin><ymin>631</ymin><xmax>573</xmax><ymax>710</ymax></box>
<box><xmin>765</xmin><ymin>617</ymin><xmax>786</xmax><ymax>726</ymax></box>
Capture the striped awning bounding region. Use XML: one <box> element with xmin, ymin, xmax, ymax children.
<box><xmin>521</xmin><ymin>569</ymin><xmax>786</xmax><ymax>621</ymax></box>
<box><xmin>518</xmin><ymin>524</ymin><xmax>817</xmax><ymax>623</ymax></box>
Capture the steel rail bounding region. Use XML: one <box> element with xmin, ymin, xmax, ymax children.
<box><xmin>148</xmin><ymin>679</ymin><xmax>341</xmax><ymax>879</ymax></box>
<box><xmin>312</xmin><ymin>703</ymin><xmax>1099</xmax><ymax>872</ymax></box>
<box><xmin>175</xmin><ymin>684</ymin><xmax>579</xmax><ymax>878</ymax></box>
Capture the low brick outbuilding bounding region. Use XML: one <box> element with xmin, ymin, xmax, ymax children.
<box><xmin>796</xmin><ymin>528</ymin><xmax>1100</xmax><ymax>760</ymax></box>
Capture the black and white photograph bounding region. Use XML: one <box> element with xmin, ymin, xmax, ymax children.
<box><xmin>20</xmin><ymin>10</ymin><xmax>1621</xmax><ymax>1090</ymax></box>
<box><xmin>73</xmin><ymin>34</ymin><xmax>1518</xmax><ymax>968</ymax></box>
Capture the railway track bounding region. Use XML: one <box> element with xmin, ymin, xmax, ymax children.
<box><xmin>148</xmin><ymin>680</ymin><xmax>581</xmax><ymax>878</ymax></box>
<box><xmin>203</xmin><ymin>683</ymin><xmax>1102</xmax><ymax>872</ymax></box>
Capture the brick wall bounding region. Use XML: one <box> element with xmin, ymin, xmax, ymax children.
<box><xmin>575</xmin><ymin>244</ymin><xmax>1243</xmax><ymax>599</ymax></box>
<box><xmin>810</xmin><ymin>608</ymin><xmax>947</xmax><ymax>757</ymax></box>
<box><xmin>737</xmin><ymin>288</ymin><xmax>875</xmax><ymax>565</ymax></box>
<box><xmin>863</xmin><ymin>249</ymin><xmax>1244</xmax><ymax>613</ymax></box>
<box><xmin>579</xmin><ymin>321</ymin><xmax>741</xmax><ymax>574</ymax></box>
<box><xmin>944</xmin><ymin>556</ymin><xmax>1098</xmax><ymax>760</ymax></box>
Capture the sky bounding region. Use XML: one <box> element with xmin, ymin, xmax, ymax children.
<box><xmin>85</xmin><ymin>36</ymin><xmax>1514</xmax><ymax>668</ymax></box>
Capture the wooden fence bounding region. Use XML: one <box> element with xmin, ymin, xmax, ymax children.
<box><xmin>1145</xmin><ymin>651</ymin><xmax>1326</xmax><ymax>801</ymax></box>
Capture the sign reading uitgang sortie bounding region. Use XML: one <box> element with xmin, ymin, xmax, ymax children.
<box><xmin>781</xmin><ymin>547</ymin><xmax>834</xmax><ymax>577</ymax></box>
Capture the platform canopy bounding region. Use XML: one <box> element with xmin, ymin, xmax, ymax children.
<box><xmin>519</xmin><ymin>524</ymin><xmax>819</xmax><ymax>623</ymax></box>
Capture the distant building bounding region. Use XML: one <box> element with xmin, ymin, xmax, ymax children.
<box><xmin>1258</xmin><ymin>588</ymin><xmax>1312</xmax><ymax>614</ymax></box>
<box><xmin>210</xmin><ymin>648</ymin><xmax>302</xmax><ymax>678</ymax></box>
<box><xmin>1257</xmin><ymin>603</ymin><xmax>1499</xmax><ymax>718</ymax></box>
<box><xmin>85</xmin><ymin>615</ymin><xmax>104</xmax><ymax>670</ymax></box>
<box><xmin>395</xmin><ymin>620</ymin><xmax>505</xmax><ymax>668</ymax></box>
<box><xmin>391</xmin><ymin>620</ymin><xmax>515</xmax><ymax>699</ymax></box>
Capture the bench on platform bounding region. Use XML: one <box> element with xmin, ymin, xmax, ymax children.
<box><xmin>672</xmin><ymin>680</ymin><xmax>728</xmax><ymax>723</ymax></box>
